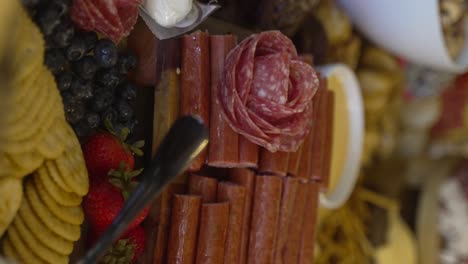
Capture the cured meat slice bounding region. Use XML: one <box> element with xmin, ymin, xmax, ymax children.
<box><xmin>238</xmin><ymin>136</ymin><xmax>259</xmax><ymax>168</ymax></box>
<box><xmin>299</xmin><ymin>182</ymin><xmax>320</xmax><ymax>264</ymax></box>
<box><xmin>70</xmin><ymin>0</ymin><xmax>94</xmax><ymax>31</ymax></box>
<box><xmin>188</xmin><ymin>174</ymin><xmax>218</xmax><ymax>203</ymax></box>
<box><xmin>258</xmin><ymin>149</ymin><xmax>290</xmax><ymax>176</ymax></box>
<box><xmin>218</xmin><ymin>31</ymin><xmax>319</xmax><ymax>153</ymax></box>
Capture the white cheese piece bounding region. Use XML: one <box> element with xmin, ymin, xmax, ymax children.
<box><xmin>144</xmin><ymin>0</ymin><xmax>193</xmax><ymax>28</ymax></box>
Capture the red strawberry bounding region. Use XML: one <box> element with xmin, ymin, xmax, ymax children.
<box><xmin>83</xmin><ymin>167</ymin><xmax>149</xmax><ymax>232</ymax></box>
<box><xmin>101</xmin><ymin>226</ymin><xmax>146</xmax><ymax>264</ymax></box>
<box><xmin>82</xmin><ymin>124</ymin><xmax>144</xmax><ymax>180</ymax></box>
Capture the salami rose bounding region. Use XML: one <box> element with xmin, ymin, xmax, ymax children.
<box><xmin>218</xmin><ymin>31</ymin><xmax>319</xmax><ymax>152</ymax></box>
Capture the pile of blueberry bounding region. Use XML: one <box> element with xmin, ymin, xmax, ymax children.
<box><xmin>24</xmin><ymin>0</ymin><xmax>139</xmax><ymax>139</ymax></box>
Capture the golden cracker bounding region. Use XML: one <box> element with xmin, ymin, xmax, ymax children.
<box><xmin>35</xmin><ymin>176</ymin><xmax>84</xmax><ymax>225</ymax></box>
<box><xmin>17</xmin><ymin>198</ymin><xmax>73</xmax><ymax>255</ymax></box>
<box><xmin>44</xmin><ymin>159</ymin><xmax>73</xmax><ymax>193</ymax></box>
<box><xmin>54</xmin><ymin>124</ymin><xmax>89</xmax><ymax>196</ymax></box>
<box><xmin>35</xmin><ymin>166</ymin><xmax>81</xmax><ymax>206</ymax></box>
<box><xmin>7</xmin><ymin>150</ymin><xmax>44</xmax><ymax>178</ymax></box>
<box><xmin>13</xmin><ymin>216</ymin><xmax>68</xmax><ymax>264</ymax></box>
<box><xmin>37</xmin><ymin>118</ymin><xmax>67</xmax><ymax>160</ymax></box>
<box><xmin>1</xmin><ymin>237</ymin><xmax>22</xmax><ymax>263</ymax></box>
<box><xmin>0</xmin><ymin>153</ymin><xmax>23</xmax><ymax>178</ymax></box>
<box><xmin>6</xmin><ymin>224</ymin><xmax>46</xmax><ymax>264</ymax></box>
<box><xmin>25</xmin><ymin>180</ymin><xmax>81</xmax><ymax>241</ymax></box>
<box><xmin>0</xmin><ymin>177</ymin><xmax>22</xmax><ymax>237</ymax></box>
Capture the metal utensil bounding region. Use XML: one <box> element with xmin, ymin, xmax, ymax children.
<box><xmin>78</xmin><ymin>115</ymin><xmax>209</xmax><ymax>264</ymax></box>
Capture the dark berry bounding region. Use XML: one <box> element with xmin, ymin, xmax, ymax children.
<box><xmin>22</xmin><ymin>0</ymin><xmax>42</xmax><ymax>8</ymax></box>
<box><xmin>64</xmin><ymin>100</ymin><xmax>86</xmax><ymax>124</ymax></box>
<box><xmin>35</xmin><ymin>3</ymin><xmax>62</xmax><ymax>36</ymax></box>
<box><xmin>117</xmin><ymin>52</ymin><xmax>138</xmax><ymax>75</ymax></box>
<box><xmin>56</xmin><ymin>71</ymin><xmax>73</xmax><ymax>91</ymax></box>
<box><xmin>74</xmin><ymin>120</ymin><xmax>91</xmax><ymax>138</ymax></box>
<box><xmin>115</xmin><ymin>100</ymin><xmax>133</xmax><ymax>122</ymax></box>
<box><xmin>61</xmin><ymin>91</ymin><xmax>76</xmax><ymax>105</ymax></box>
<box><xmin>66</xmin><ymin>37</ymin><xmax>87</xmax><ymax>61</ymax></box>
<box><xmin>52</xmin><ymin>21</ymin><xmax>74</xmax><ymax>48</ymax></box>
<box><xmin>45</xmin><ymin>49</ymin><xmax>67</xmax><ymax>74</ymax></box>
<box><xmin>91</xmin><ymin>90</ymin><xmax>114</xmax><ymax>112</ymax></box>
<box><xmin>117</xmin><ymin>81</ymin><xmax>137</xmax><ymax>101</ymax></box>
<box><xmin>94</xmin><ymin>39</ymin><xmax>118</xmax><ymax>68</ymax></box>
<box><xmin>101</xmin><ymin>107</ymin><xmax>118</xmax><ymax>124</ymax></box>
<box><xmin>85</xmin><ymin>112</ymin><xmax>101</xmax><ymax>129</ymax></box>
<box><xmin>50</xmin><ymin>0</ymin><xmax>70</xmax><ymax>17</ymax></box>
<box><xmin>95</xmin><ymin>68</ymin><xmax>120</xmax><ymax>89</ymax></box>
<box><xmin>80</xmin><ymin>31</ymin><xmax>98</xmax><ymax>52</ymax></box>
<box><xmin>71</xmin><ymin>78</ymin><xmax>93</xmax><ymax>100</ymax></box>
<box><xmin>73</xmin><ymin>56</ymin><xmax>98</xmax><ymax>80</ymax></box>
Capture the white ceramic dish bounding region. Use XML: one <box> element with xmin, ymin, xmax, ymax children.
<box><xmin>337</xmin><ymin>0</ymin><xmax>468</xmax><ymax>73</ymax></box>
<box><xmin>317</xmin><ymin>64</ymin><xmax>364</xmax><ymax>209</ymax></box>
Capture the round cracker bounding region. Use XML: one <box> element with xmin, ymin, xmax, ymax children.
<box><xmin>6</xmin><ymin>223</ymin><xmax>46</xmax><ymax>264</ymax></box>
<box><xmin>54</xmin><ymin>124</ymin><xmax>89</xmax><ymax>196</ymax></box>
<box><xmin>37</xmin><ymin>118</ymin><xmax>67</xmax><ymax>160</ymax></box>
<box><xmin>44</xmin><ymin>160</ymin><xmax>73</xmax><ymax>193</ymax></box>
<box><xmin>12</xmin><ymin>216</ymin><xmax>68</xmax><ymax>264</ymax></box>
<box><xmin>7</xmin><ymin>150</ymin><xmax>43</xmax><ymax>178</ymax></box>
<box><xmin>0</xmin><ymin>153</ymin><xmax>23</xmax><ymax>178</ymax></box>
<box><xmin>35</xmin><ymin>176</ymin><xmax>84</xmax><ymax>225</ymax></box>
<box><xmin>0</xmin><ymin>177</ymin><xmax>22</xmax><ymax>237</ymax></box>
<box><xmin>1</xmin><ymin>237</ymin><xmax>22</xmax><ymax>263</ymax></box>
<box><xmin>25</xmin><ymin>180</ymin><xmax>81</xmax><ymax>241</ymax></box>
<box><xmin>34</xmin><ymin>166</ymin><xmax>81</xmax><ymax>206</ymax></box>
<box><xmin>17</xmin><ymin>198</ymin><xmax>73</xmax><ymax>255</ymax></box>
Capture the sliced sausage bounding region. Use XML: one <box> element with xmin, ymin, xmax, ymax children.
<box><xmin>309</xmin><ymin>80</ymin><xmax>328</xmax><ymax>182</ymax></box>
<box><xmin>188</xmin><ymin>174</ymin><xmax>218</xmax><ymax>203</ymax></box>
<box><xmin>258</xmin><ymin>149</ymin><xmax>290</xmax><ymax>176</ymax></box>
<box><xmin>299</xmin><ymin>182</ymin><xmax>320</xmax><ymax>264</ymax></box>
<box><xmin>321</xmin><ymin>90</ymin><xmax>334</xmax><ymax>191</ymax></box>
<box><xmin>238</xmin><ymin>136</ymin><xmax>259</xmax><ymax>168</ymax></box>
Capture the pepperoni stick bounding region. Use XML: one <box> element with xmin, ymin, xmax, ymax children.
<box><xmin>227</xmin><ymin>168</ymin><xmax>256</xmax><ymax>264</ymax></box>
<box><xmin>188</xmin><ymin>174</ymin><xmax>218</xmax><ymax>203</ymax></box>
<box><xmin>247</xmin><ymin>175</ymin><xmax>282</xmax><ymax>264</ymax></box>
<box><xmin>321</xmin><ymin>90</ymin><xmax>335</xmax><ymax>191</ymax></box>
<box><xmin>283</xmin><ymin>181</ymin><xmax>308</xmax><ymax>263</ymax></box>
<box><xmin>287</xmin><ymin>146</ymin><xmax>303</xmax><ymax>176</ymax></box>
<box><xmin>180</xmin><ymin>31</ymin><xmax>210</xmax><ymax>172</ymax></box>
<box><xmin>150</xmin><ymin>184</ymin><xmax>186</xmax><ymax>264</ymax></box>
<box><xmin>299</xmin><ymin>182</ymin><xmax>320</xmax><ymax>264</ymax></box>
<box><xmin>208</xmin><ymin>35</ymin><xmax>239</xmax><ymax>167</ymax></box>
<box><xmin>167</xmin><ymin>194</ymin><xmax>202</xmax><ymax>264</ymax></box>
<box><xmin>195</xmin><ymin>202</ymin><xmax>230</xmax><ymax>264</ymax></box>
<box><xmin>274</xmin><ymin>177</ymin><xmax>300</xmax><ymax>264</ymax></box>
<box><xmin>239</xmin><ymin>137</ymin><xmax>259</xmax><ymax>168</ymax></box>
<box><xmin>217</xmin><ymin>182</ymin><xmax>246</xmax><ymax>264</ymax></box>
<box><xmin>258</xmin><ymin>149</ymin><xmax>290</xmax><ymax>176</ymax></box>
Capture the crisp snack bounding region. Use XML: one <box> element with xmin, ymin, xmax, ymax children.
<box><xmin>7</xmin><ymin>150</ymin><xmax>44</xmax><ymax>178</ymax></box>
<box><xmin>0</xmin><ymin>154</ymin><xmax>22</xmax><ymax>178</ymax></box>
<box><xmin>25</xmin><ymin>180</ymin><xmax>81</xmax><ymax>241</ymax></box>
<box><xmin>35</xmin><ymin>176</ymin><xmax>84</xmax><ymax>225</ymax></box>
<box><xmin>1</xmin><ymin>237</ymin><xmax>21</xmax><ymax>263</ymax></box>
<box><xmin>5</xmin><ymin>224</ymin><xmax>43</xmax><ymax>264</ymax></box>
<box><xmin>17</xmin><ymin>198</ymin><xmax>73</xmax><ymax>255</ymax></box>
<box><xmin>0</xmin><ymin>177</ymin><xmax>22</xmax><ymax>237</ymax></box>
<box><xmin>44</xmin><ymin>160</ymin><xmax>73</xmax><ymax>193</ymax></box>
<box><xmin>35</xmin><ymin>166</ymin><xmax>81</xmax><ymax>206</ymax></box>
<box><xmin>12</xmin><ymin>216</ymin><xmax>68</xmax><ymax>264</ymax></box>
<box><xmin>37</xmin><ymin>118</ymin><xmax>67</xmax><ymax>160</ymax></box>
<box><xmin>54</xmin><ymin>123</ymin><xmax>89</xmax><ymax>196</ymax></box>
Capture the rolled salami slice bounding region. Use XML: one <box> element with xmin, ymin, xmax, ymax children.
<box><xmin>321</xmin><ymin>90</ymin><xmax>335</xmax><ymax>191</ymax></box>
<box><xmin>181</xmin><ymin>31</ymin><xmax>211</xmax><ymax>172</ymax></box>
<box><xmin>208</xmin><ymin>35</ymin><xmax>239</xmax><ymax>168</ymax></box>
<box><xmin>247</xmin><ymin>175</ymin><xmax>282</xmax><ymax>264</ymax></box>
<box><xmin>299</xmin><ymin>182</ymin><xmax>320</xmax><ymax>264</ymax></box>
<box><xmin>195</xmin><ymin>202</ymin><xmax>230</xmax><ymax>264</ymax></box>
<box><xmin>167</xmin><ymin>194</ymin><xmax>202</xmax><ymax>264</ymax></box>
<box><xmin>274</xmin><ymin>177</ymin><xmax>300</xmax><ymax>264</ymax></box>
<box><xmin>258</xmin><ymin>149</ymin><xmax>290</xmax><ymax>176</ymax></box>
<box><xmin>227</xmin><ymin>168</ymin><xmax>256</xmax><ymax>264</ymax></box>
<box><xmin>283</xmin><ymin>181</ymin><xmax>308</xmax><ymax>263</ymax></box>
<box><xmin>217</xmin><ymin>182</ymin><xmax>246</xmax><ymax>264</ymax></box>
<box><xmin>188</xmin><ymin>174</ymin><xmax>218</xmax><ymax>203</ymax></box>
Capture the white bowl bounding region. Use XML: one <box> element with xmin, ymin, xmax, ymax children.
<box><xmin>317</xmin><ymin>64</ymin><xmax>364</xmax><ymax>209</ymax></box>
<box><xmin>337</xmin><ymin>0</ymin><xmax>468</xmax><ymax>73</ymax></box>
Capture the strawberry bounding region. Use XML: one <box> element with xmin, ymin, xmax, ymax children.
<box><xmin>82</xmin><ymin>122</ymin><xmax>144</xmax><ymax>180</ymax></box>
<box><xmin>101</xmin><ymin>226</ymin><xmax>146</xmax><ymax>264</ymax></box>
<box><xmin>83</xmin><ymin>166</ymin><xmax>149</xmax><ymax>232</ymax></box>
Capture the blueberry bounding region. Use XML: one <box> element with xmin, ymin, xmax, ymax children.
<box><xmin>115</xmin><ymin>100</ymin><xmax>133</xmax><ymax>122</ymax></box>
<box><xmin>64</xmin><ymin>100</ymin><xmax>86</xmax><ymax>124</ymax></box>
<box><xmin>85</xmin><ymin>112</ymin><xmax>101</xmax><ymax>129</ymax></box>
<box><xmin>117</xmin><ymin>81</ymin><xmax>137</xmax><ymax>101</ymax></box>
<box><xmin>101</xmin><ymin>107</ymin><xmax>118</xmax><ymax>124</ymax></box>
<box><xmin>56</xmin><ymin>71</ymin><xmax>73</xmax><ymax>91</ymax></box>
<box><xmin>52</xmin><ymin>21</ymin><xmax>74</xmax><ymax>48</ymax></box>
<box><xmin>95</xmin><ymin>68</ymin><xmax>120</xmax><ymax>89</ymax></box>
<box><xmin>71</xmin><ymin>78</ymin><xmax>93</xmax><ymax>100</ymax></box>
<box><xmin>80</xmin><ymin>31</ymin><xmax>98</xmax><ymax>52</ymax></box>
<box><xmin>91</xmin><ymin>90</ymin><xmax>114</xmax><ymax>112</ymax></box>
<box><xmin>66</xmin><ymin>37</ymin><xmax>87</xmax><ymax>61</ymax></box>
<box><xmin>94</xmin><ymin>39</ymin><xmax>118</xmax><ymax>68</ymax></box>
<box><xmin>73</xmin><ymin>120</ymin><xmax>91</xmax><ymax>138</ymax></box>
<box><xmin>117</xmin><ymin>52</ymin><xmax>138</xmax><ymax>75</ymax></box>
<box><xmin>73</xmin><ymin>56</ymin><xmax>98</xmax><ymax>80</ymax></box>
<box><xmin>45</xmin><ymin>49</ymin><xmax>67</xmax><ymax>74</ymax></box>
<box><xmin>60</xmin><ymin>91</ymin><xmax>76</xmax><ymax>104</ymax></box>
<box><xmin>22</xmin><ymin>0</ymin><xmax>42</xmax><ymax>8</ymax></box>
<box><xmin>35</xmin><ymin>3</ymin><xmax>62</xmax><ymax>36</ymax></box>
<box><xmin>50</xmin><ymin>0</ymin><xmax>70</xmax><ymax>17</ymax></box>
